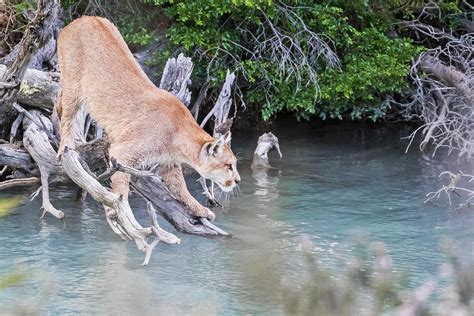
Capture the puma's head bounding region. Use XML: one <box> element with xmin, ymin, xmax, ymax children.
<box><xmin>197</xmin><ymin>132</ymin><xmax>241</xmax><ymax>192</ymax></box>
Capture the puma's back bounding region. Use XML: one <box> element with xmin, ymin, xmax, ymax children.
<box><xmin>57</xmin><ymin>16</ymin><xmax>200</xmax><ymax>145</ymax></box>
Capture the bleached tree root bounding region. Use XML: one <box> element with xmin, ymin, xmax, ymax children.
<box><xmin>22</xmin><ymin>110</ymin><xmax>65</xmax><ymax>218</ymax></box>
<box><xmin>251</xmin><ymin>132</ymin><xmax>282</xmax><ymax>170</ymax></box>
<box><xmin>61</xmin><ymin>146</ymin><xmax>180</xmax><ymax>265</ymax></box>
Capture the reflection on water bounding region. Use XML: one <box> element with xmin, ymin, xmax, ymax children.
<box><xmin>1</xmin><ymin>122</ymin><xmax>473</xmax><ymax>314</ymax></box>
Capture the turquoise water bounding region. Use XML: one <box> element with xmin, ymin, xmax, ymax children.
<box><xmin>1</xmin><ymin>123</ymin><xmax>473</xmax><ymax>314</ymax></box>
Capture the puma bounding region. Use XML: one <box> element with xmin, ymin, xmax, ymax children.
<box><xmin>56</xmin><ymin>16</ymin><xmax>240</xmax><ymax>220</ymax></box>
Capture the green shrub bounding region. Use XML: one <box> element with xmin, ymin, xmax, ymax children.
<box><xmin>143</xmin><ymin>0</ymin><xmax>428</xmax><ymax>121</ymax></box>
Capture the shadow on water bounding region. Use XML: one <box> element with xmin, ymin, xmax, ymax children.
<box><xmin>1</xmin><ymin>122</ymin><xmax>473</xmax><ymax>314</ymax></box>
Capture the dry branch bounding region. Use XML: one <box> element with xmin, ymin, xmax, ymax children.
<box><xmin>419</xmin><ymin>55</ymin><xmax>473</xmax><ymax>105</ymax></box>
<box><xmin>404</xmin><ymin>34</ymin><xmax>473</xmax><ymax>157</ymax></box>
<box><xmin>23</xmin><ymin>110</ymin><xmax>65</xmax><ymax>218</ymax></box>
<box><xmin>0</xmin><ymin>177</ymin><xmax>40</xmax><ymax>190</ymax></box>
<box><xmin>425</xmin><ymin>171</ymin><xmax>474</xmax><ymax>208</ymax></box>
<box><xmin>200</xmin><ymin>70</ymin><xmax>236</xmax><ymax>135</ymax></box>
<box><xmin>398</xmin><ymin>3</ymin><xmax>473</xmax><ymax>207</ymax></box>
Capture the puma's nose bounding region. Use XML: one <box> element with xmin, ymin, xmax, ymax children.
<box><xmin>235</xmin><ymin>176</ymin><xmax>241</xmax><ymax>184</ymax></box>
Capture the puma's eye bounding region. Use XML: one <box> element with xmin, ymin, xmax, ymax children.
<box><xmin>226</xmin><ymin>164</ymin><xmax>233</xmax><ymax>171</ymax></box>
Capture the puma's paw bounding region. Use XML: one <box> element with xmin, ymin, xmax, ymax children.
<box><xmin>57</xmin><ymin>138</ymin><xmax>75</xmax><ymax>159</ymax></box>
<box><xmin>194</xmin><ymin>207</ymin><xmax>216</xmax><ymax>221</ymax></box>
<box><xmin>56</xmin><ymin>144</ymin><xmax>70</xmax><ymax>159</ymax></box>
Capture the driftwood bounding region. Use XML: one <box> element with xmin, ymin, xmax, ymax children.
<box><xmin>0</xmin><ymin>143</ymin><xmax>35</xmax><ymax>172</ymax></box>
<box><xmin>251</xmin><ymin>132</ymin><xmax>282</xmax><ymax>170</ymax></box>
<box><xmin>133</xmin><ymin>177</ymin><xmax>229</xmax><ymax>235</ymax></box>
<box><xmin>0</xmin><ymin>177</ymin><xmax>40</xmax><ymax>190</ymax></box>
<box><xmin>0</xmin><ymin>0</ymin><xmax>59</xmax><ymax>141</ymax></box>
<box><xmin>23</xmin><ymin>110</ymin><xmax>65</xmax><ymax>219</ymax></box>
<box><xmin>159</xmin><ymin>53</ymin><xmax>193</xmax><ymax>106</ymax></box>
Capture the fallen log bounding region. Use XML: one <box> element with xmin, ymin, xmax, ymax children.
<box><xmin>133</xmin><ymin>176</ymin><xmax>229</xmax><ymax>236</ymax></box>
<box><xmin>0</xmin><ymin>177</ymin><xmax>40</xmax><ymax>190</ymax></box>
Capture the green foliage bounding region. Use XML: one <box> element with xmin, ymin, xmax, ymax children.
<box><xmin>116</xmin><ymin>13</ymin><xmax>155</xmax><ymax>47</ymax></box>
<box><xmin>145</xmin><ymin>0</ymin><xmax>427</xmax><ymax>121</ymax></box>
<box><xmin>317</xmin><ymin>28</ymin><xmax>424</xmax><ymax>122</ymax></box>
<box><xmin>13</xmin><ymin>0</ymin><xmax>35</xmax><ymax>14</ymax></box>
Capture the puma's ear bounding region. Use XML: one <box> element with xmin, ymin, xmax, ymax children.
<box><xmin>222</xmin><ymin>131</ymin><xmax>231</xmax><ymax>144</ymax></box>
<box><xmin>204</xmin><ymin>133</ymin><xmax>229</xmax><ymax>157</ymax></box>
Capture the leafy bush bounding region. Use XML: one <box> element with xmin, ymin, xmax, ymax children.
<box><xmin>144</xmin><ymin>0</ymin><xmax>425</xmax><ymax>121</ymax></box>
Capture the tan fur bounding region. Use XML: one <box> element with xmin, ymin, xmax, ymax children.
<box><xmin>56</xmin><ymin>16</ymin><xmax>240</xmax><ymax>220</ymax></box>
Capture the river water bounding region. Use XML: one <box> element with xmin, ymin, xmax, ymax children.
<box><xmin>0</xmin><ymin>122</ymin><xmax>473</xmax><ymax>314</ymax></box>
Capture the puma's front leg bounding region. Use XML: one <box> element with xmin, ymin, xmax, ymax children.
<box><xmin>56</xmin><ymin>89</ymin><xmax>80</xmax><ymax>156</ymax></box>
<box><xmin>160</xmin><ymin>165</ymin><xmax>216</xmax><ymax>220</ymax></box>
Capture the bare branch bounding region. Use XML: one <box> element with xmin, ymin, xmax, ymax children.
<box><xmin>402</xmin><ymin>34</ymin><xmax>473</xmax><ymax>158</ymax></box>
<box><xmin>425</xmin><ymin>171</ymin><xmax>474</xmax><ymax>206</ymax></box>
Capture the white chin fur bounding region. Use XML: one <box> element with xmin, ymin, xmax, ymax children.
<box><xmin>217</xmin><ymin>182</ymin><xmax>234</xmax><ymax>192</ymax></box>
